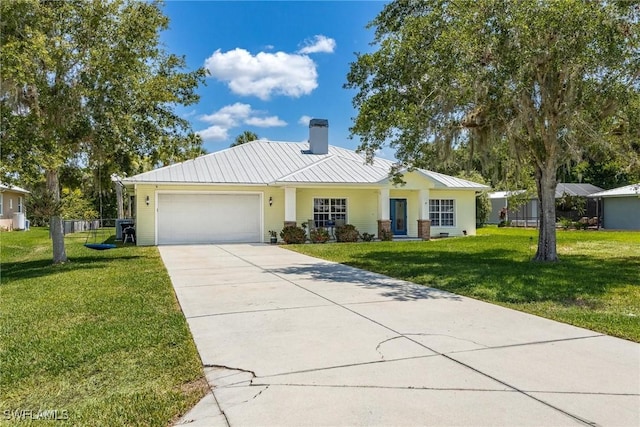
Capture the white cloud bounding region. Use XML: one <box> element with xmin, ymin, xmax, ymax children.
<box><xmin>197</xmin><ymin>125</ymin><xmax>228</xmax><ymax>141</ymax></box>
<box><xmin>196</xmin><ymin>103</ymin><xmax>287</xmax><ymax>141</ymax></box>
<box><xmin>298</xmin><ymin>35</ymin><xmax>336</xmax><ymax>54</ymax></box>
<box><xmin>204</xmin><ymin>48</ymin><xmax>318</xmax><ymax>100</ymax></box>
<box><xmin>298</xmin><ymin>115</ymin><xmax>312</xmax><ymax>126</ymax></box>
<box><xmin>245</xmin><ymin>116</ymin><xmax>287</xmax><ymax>127</ymax></box>
<box><xmin>200</xmin><ymin>102</ymin><xmax>252</xmax><ymax>127</ymax></box>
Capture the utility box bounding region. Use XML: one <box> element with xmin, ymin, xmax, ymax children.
<box><xmin>12</xmin><ymin>212</ymin><xmax>25</xmax><ymax>230</ymax></box>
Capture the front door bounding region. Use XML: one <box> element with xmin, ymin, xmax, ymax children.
<box><xmin>390</xmin><ymin>199</ymin><xmax>407</xmax><ymax>235</ymax></box>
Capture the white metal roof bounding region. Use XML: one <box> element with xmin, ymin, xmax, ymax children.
<box><xmin>487</xmin><ymin>190</ymin><xmax>527</xmax><ymax>199</ymax></box>
<box><xmin>416</xmin><ymin>170</ymin><xmax>488</xmax><ymax>189</ymax></box>
<box><xmin>276</xmin><ymin>155</ymin><xmax>391</xmax><ymax>184</ymax></box>
<box><xmin>122</xmin><ymin>140</ymin><xmax>488</xmax><ymax>189</ymax></box>
<box><xmin>588</xmin><ymin>183</ymin><xmax>640</xmax><ymax>198</ymax></box>
<box><xmin>0</xmin><ymin>183</ymin><xmax>30</xmax><ymax>194</ymax></box>
<box><xmin>488</xmin><ymin>184</ymin><xmax>603</xmax><ymax>200</ymax></box>
<box><xmin>555</xmin><ymin>183</ymin><xmax>603</xmax><ymax>197</ymax></box>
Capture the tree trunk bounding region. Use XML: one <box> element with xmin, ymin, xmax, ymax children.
<box><xmin>534</xmin><ymin>164</ymin><xmax>558</xmax><ymax>262</ymax></box>
<box><xmin>47</xmin><ymin>169</ymin><xmax>68</xmax><ymax>264</ymax></box>
<box><xmin>114</xmin><ymin>179</ymin><xmax>124</xmax><ymax>219</ymax></box>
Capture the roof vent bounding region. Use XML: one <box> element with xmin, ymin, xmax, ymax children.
<box><xmin>309</xmin><ymin>118</ymin><xmax>328</xmax><ymax>155</ymax></box>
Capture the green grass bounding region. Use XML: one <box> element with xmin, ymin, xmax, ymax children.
<box><xmin>0</xmin><ymin>228</ymin><xmax>206</xmax><ymax>426</ymax></box>
<box><xmin>288</xmin><ymin>227</ymin><xmax>640</xmax><ymax>342</ymax></box>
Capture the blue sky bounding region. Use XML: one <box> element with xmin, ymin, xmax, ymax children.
<box><xmin>160</xmin><ymin>1</ymin><xmax>388</xmax><ymax>155</ymax></box>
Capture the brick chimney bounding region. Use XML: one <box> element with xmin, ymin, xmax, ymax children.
<box><xmin>309</xmin><ymin>118</ymin><xmax>328</xmax><ymax>155</ymax></box>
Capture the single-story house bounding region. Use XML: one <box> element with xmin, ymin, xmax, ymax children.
<box><xmin>588</xmin><ymin>183</ymin><xmax>640</xmax><ymax>230</ymax></box>
<box><xmin>488</xmin><ymin>183</ymin><xmax>603</xmax><ymax>226</ymax></box>
<box><xmin>122</xmin><ymin>119</ymin><xmax>488</xmax><ymax>245</ymax></box>
<box><xmin>488</xmin><ymin>190</ymin><xmax>528</xmax><ymax>224</ymax></box>
<box><xmin>0</xmin><ymin>183</ymin><xmax>30</xmax><ymax>231</ymax></box>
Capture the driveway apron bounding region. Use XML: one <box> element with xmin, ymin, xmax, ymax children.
<box><xmin>162</xmin><ymin>244</ymin><xmax>640</xmax><ymax>427</ymax></box>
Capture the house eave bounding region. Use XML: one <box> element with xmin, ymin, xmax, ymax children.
<box><xmin>588</xmin><ymin>194</ymin><xmax>640</xmax><ymax>199</ymax></box>
<box><xmin>271</xmin><ymin>181</ymin><xmax>383</xmax><ymax>188</ymax></box>
<box><xmin>121</xmin><ymin>180</ymin><xmax>269</xmax><ymax>189</ymax></box>
<box><xmin>0</xmin><ymin>186</ymin><xmax>30</xmax><ymax>195</ymax></box>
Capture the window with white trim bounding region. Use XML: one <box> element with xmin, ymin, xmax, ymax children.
<box><xmin>313</xmin><ymin>198</ymin><xmax>347</xmax><ymax>227</ymax></box>
<box><xmin>429</xmin><ymin>199</ymin><xmax>455</xmax><ymax>227</ymax></box>
<box><xmin>18</xmin><ymin>196</ymin><xmax>23</xmax><ymax>213</ymax></box>
<box><xmin>0</xmin><ymin>194</ymin><xmax>3</xmax><ymax>216</ymax></box>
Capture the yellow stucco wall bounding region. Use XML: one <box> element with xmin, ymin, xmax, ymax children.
<box><xmin>392</xmin><ymin>171</ymin><xmax>436</xmax><ymax>190</ymax></box>
<box><xmin>295</xmin><ymin>187</ymin><xmax>380</xmax><ymax>235</ymax></box>
<box><xmin>131</xmin><ymin>172</ymin><xmax>479</xmax><ymax>245</ymax></box>
<box><xmin>389</xmin><ymin>171</ymin><xmax>478</xmax><ymax>236</ymax></box>
<box><xmin>133</xmin><ymin>184</ymin><xmax>285</xmax><ymax>246</ymax></box>
<box><xmin>429</xmin><ymin>189</ymin><xmax>478</xmax><ymax>236</ymax></box>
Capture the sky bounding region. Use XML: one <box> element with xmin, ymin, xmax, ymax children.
<box><xmin>160</xmin><ymin>0</ymin><xmax>389</xmax><ymax>155</ymax></box>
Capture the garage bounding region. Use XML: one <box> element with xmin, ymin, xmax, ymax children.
<box><xmin>157</xmin><ymin>193</ymin><xmax>262</xmax><ymax>244</ymax></box>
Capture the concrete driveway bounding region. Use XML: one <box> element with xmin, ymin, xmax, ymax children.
<box><xmin>162</xmin><ymin>244</ymin><xmax>640</xmax><ymax>427</ymax></box>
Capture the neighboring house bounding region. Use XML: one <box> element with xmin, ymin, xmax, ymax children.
<box><xmin>122</xmin><ymin>119</ymin><xmax>488</xmax><ymax>245</ymax></box>
<box><xmin>0</xmin><ymin>184</ymin><xmax>30</xmax><ymax>231</ymax></box>
<box><xmin>588</xmin><ymin>183</ymin><xmax>640</xmax><ymax>230</ymax></box>
<box><xmin>488</xmin><ymin>183</ymin><xmax>604</xmax><ymax>226</ymax></box>
<box><xmin>488</xmin><ymin>190</ymin><xmax>528</xmax><ymax>224</ymax></box>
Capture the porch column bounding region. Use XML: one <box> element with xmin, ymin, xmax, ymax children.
<box><xmin>284</xmin><ymin>187</ymin><xmax>297</xmax><ymax>227</ymax></box>
<box><xmin>418</xmin><ymin>189</ymin><xmax>430</xmax><ymax>220</ymax></box>
<box><xmin>378</xmin><ymin>188</ymin><xmax>390</xmax><ymax>219</ymax></box>
<box><xmin>417</xmin><ymin>189</ymin><xmax>431</xmax><ymax>240</ymax></box>
<box><xmin>377</xmin><ymin>188</ymin><xmax>391</xmax><ymax>237</ymax></box>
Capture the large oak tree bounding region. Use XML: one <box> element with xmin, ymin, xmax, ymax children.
<box><xmin>346</xmin><ymin>0</ymin><xmax>640</xmax><ymax>261</ymax></box>
<box><xmin>1</xmin><ymin>0</ymin><xmax>206</xmax><ymax>263</ymax></box>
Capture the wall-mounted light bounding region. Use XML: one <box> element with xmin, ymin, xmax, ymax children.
<box><xmin>269</xmin><ymin>196</ymin><xmax>273</xmax><ymax>207</ymax></box>
<box><xmin>145</xmin><ymin>195</ymin><xmax>150</xmax><ymax>206</ymax></box>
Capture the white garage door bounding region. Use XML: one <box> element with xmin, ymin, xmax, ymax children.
<box><xmin>157</xmin><ymin>193</ymin><xmax>261</xmax><ymax>244</ymax></box>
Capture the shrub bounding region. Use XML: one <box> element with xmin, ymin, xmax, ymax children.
<box><xmin>558</xmin><ymin>217</ymin><xmax>573</xmax><ymax>230</ymax></box>
<box><xmin>476</xmin><ymin>191</ymin><xmax>491</xmax><ymax>226</ymax></box>
<box><xmin>360</xmin><ymin>232</ymin><xmax>375</xmax><ymax>242</ymax></box>
<box><xmin>309</xmin><ymin>228</ymin><xmax>330</xmax><ymax>243</ymax></box>
<box><xmin>280</xmin><ymin>226</ymin><xmax>306</xmax><ymax>244</ymax></box>
<box><xmin>575</xmin><ymin>221</ymin><xmax>589</xmax><ymax>230</ymax></box>
<box><xmin>335</xmin><ymin>224</ymin><xmax>359</xmax><ymax>242</ymax></box>
<box><xmin>379</xmin><ymin>229</ymin><xmax>393</xmax><ymax>241</ymax></box>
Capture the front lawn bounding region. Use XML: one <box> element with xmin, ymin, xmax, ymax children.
<box><xmin>0</xmin><ymin>228</ymin><xmax>206</xmax><ymax>426</ymax></box>
<box><xmin>288</xmin><ymin>227</ymin><xmax>640</xmax><ymax>342</ymax></box>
